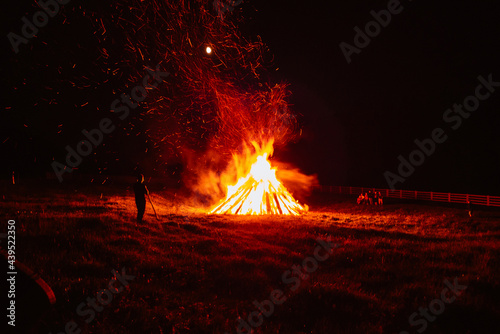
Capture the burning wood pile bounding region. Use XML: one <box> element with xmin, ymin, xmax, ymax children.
<box><xmin>210</xmin><ymin>141</ymin><xmax>308</xmax><ymax>215</ymax></box>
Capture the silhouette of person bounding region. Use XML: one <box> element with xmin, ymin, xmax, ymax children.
<box><xmin>467</xmin><ymin>200</ymin><xmax>473</xmax><ymax>217</ymax></box>
<box><xmin>368</xmin><ymin>191</ymin><xmax>374</xmax><ymax>205</ymax></box>
<box><xmin>134</xmin><ymin>174</ymin><xmax>149</xmax><ymax>223</ymax></box>
<box><xmin>357</xmin><ymin>193</ymin><xmax>364</xmax><ymax>205</ymax></box>
<box><xmin>378</xmin><ymin>192</ymin><xmax>383</xmax><ymax>205</ymax></box>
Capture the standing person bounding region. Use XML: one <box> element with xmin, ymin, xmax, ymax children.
<box><xmin>357</xmin><ymin>193</ymin><xmax>364</xmax><ymax>205</ymax></box>
<box><xmin>134</xmin><ymin>174</ymin><xmax>149</xmax><ymax>223</ymax></box>
<box><xmin>467</xmin><ymin>200</ymin><xmax>473</xmax><ymax>217</ymax></box>
<box><xmin>378</xmin><ymin>192</ymin><xmax>384</xmax><ymax>205</ymax></box>
<box><xmin>368</xmin><ymin>191</ymin><xmax>374</xmax><ymax>205</ymax></box>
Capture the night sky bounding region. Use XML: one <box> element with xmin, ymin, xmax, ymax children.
<box><xmin>244</xmin><ymin>0</ymin><xmax>500</xmax><ymax>195</ymax></box>
<box><xmin>2</xmin><ymin>0</ymin><xmax>500</xmax><ymax>195</ymax></box>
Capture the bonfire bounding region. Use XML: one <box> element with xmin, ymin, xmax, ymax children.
<box><xmin>210</xmin><ymin>141</ymin><xmax>308</xmax><ymax>215</ymax></box>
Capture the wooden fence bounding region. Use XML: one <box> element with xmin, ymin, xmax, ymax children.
<box><xmin>316</xmin><ymin>186</ymin><xmax>500</xmax><ymax>208</ymax></box>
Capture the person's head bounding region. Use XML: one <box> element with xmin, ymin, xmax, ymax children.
<box><xmin>137</xmin><ymin>174</ymin><xmax>144</xmax><ymax>183</ymax></box>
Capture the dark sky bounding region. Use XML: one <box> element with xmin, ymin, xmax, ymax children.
<box><xmin>1</xmin><ymin>0</ymin><xmax>499</xmax><ymax>195</ymax></box>
<box><xmin>243</xmin><ymin>0</ymin><xmax>500</xmax><ymax>194</ymax></box>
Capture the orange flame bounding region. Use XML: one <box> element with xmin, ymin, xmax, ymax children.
<box><xmin>210</xmin><ymin>140</ymin><xmax>308</xmax><ymax>215</ymax></box>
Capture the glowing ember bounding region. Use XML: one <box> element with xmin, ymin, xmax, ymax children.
<box><xmin>210</xmin><ymin>145</ymin><xmax>308</xmax><ymax>215</ymax></box>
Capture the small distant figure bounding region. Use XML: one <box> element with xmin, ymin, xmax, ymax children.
<box><xmin>368</xmin><ymin>191</ymin><xmax>374</xmax><ymax>205</ymax></box>
<box><xmin>357</xmin><ymin>193</ymin><xmax>364</xmax><ymax>205</ymax></box>
<box><xmin>133</xmin><ymin>174</ymin><xmax>149</xmax><ymax>223</ymax></box>
<box><xmin>373</xmin><ymin>191</ymin><xmax>379</xmax><ymax>205</ymax></box>
<box><xmin>378</xmin><ymin>192</ymin><xmax>383</xmax><ymax>205</ymax></box>
<box><xmin>467</xmin><ymin>200</ymin><xmax>473</xmax><ymax>217</ymax></box>
<box><xmin>364</xmin><ymin>192</ymin><xmax>369</xmax><ymax>205</ymax></box>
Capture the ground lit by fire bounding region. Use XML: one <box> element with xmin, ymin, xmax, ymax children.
<box><xmin>2</xmin><ymin>182</ymin><xmax>499</xmax><ymax>333</ymax></box>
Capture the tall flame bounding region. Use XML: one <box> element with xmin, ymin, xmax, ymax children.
<box><xmin>210</xmin><ymin>141</ymin><xmax>308</xmax><ymax>215</ymax></box>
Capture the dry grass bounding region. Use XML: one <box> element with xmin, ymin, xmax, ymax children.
<box><xmin>1</xmin><ymin>182</ymin><xmax>499</xmax><ymax>333</ymax></box>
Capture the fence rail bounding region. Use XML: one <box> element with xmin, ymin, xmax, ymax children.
<box><xmin>315</xmin><ymin>186</ymin><xmax>500</xmax><ymax>208</ymax></box>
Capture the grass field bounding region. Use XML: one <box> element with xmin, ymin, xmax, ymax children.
<box><xmin>1</xmin><ymin>181</ymin><xmax>499</xmax><ymax>333</ymax></box>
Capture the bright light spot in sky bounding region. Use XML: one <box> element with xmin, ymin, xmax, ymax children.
<box><xmin>206</xmin><ymin>46</ymin><xmax>212</xmax><ymax>54</ymax></box>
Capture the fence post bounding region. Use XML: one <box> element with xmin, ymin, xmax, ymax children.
<box><xmin>466</xmin><ymin>194</ymin><xmax>469</xmax><ymax>202</ymax></box>
<box><xmin>415</xmin><ymin>191</ymin><xmax>417</xmax><ymax>199</ymax></box>
<box><xmin>487</xmin><ymin>195</ymin><xmax>490</xmax><ymax>206</ymax></box>
<box><xmin>448</xmin><ymin>193</ymin><xmax>451</xmax><ymax>203</ymax></box>
<box><xmin>400</xmin><ymin>190</ymin><xmax>402</xmax><ymax>199</ymax></box>
<box><xmin>349</xmin><ymin>186</ymin><xmax>352</xmax><ymax>195</ymax></box>
<box><xmin>431</xmin><ymin>192</ymin><xmax>433</xmax><ymax>200</ymax></box>
<box><xmin>386</xmin><ymin>189</ymin><xmax>389</xmax><ymax>197</ymax></box>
